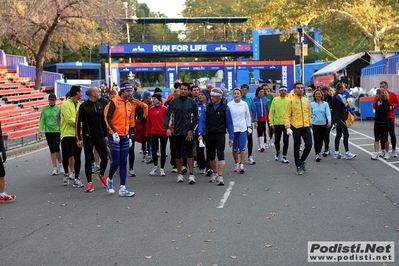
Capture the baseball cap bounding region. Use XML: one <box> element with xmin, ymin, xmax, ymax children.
<box><xmin>48</xmin><ymin>93</ymin><xmax>56</xmax><ymax>100</ymax></box>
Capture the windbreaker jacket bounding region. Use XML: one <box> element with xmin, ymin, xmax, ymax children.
<box><xmin>104</xmin><ymin>95</ymin><xmax>133</xmax><ymax>136</ymax></box>
<box><xmin>146</xmin><ymin>104</ymin><xmax>168</xmax><ymax>136</ymax></box>
<box><xmin>60</xmin><ymin>98</ymin><xmax>81</xmax><ymax>140</ymax></box>
<box><xmin>269</xmin><ymin>96</ymin><xmax>290</xmax><ymax>126</ymax></box>
<box><xmin>284</xmin><ymin>94</ymin><xmax>312</xmax><ymax>129</ymax></box>
<box><xmin>164</xmin><ymin>95</ymin><xmax>199</xmax><ymax>136</ymax></box>
<box><xmin>39</xmin><ymin>104</ymin><xmax>60</xmax><ymax>133</ymax></box>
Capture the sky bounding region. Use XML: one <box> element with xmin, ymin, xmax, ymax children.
<box><xmin>137</xmin><ymin>0</ymin><xmax>186</xmax><ymax>31</ymax></box>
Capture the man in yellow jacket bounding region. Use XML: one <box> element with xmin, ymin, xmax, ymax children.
<box><xmin>284</xmin><ymin>82</ymin><xmax>312</xmax><ymax>175</ymax></box>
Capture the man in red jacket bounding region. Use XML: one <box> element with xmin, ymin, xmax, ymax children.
<box><xmin>375</xmin><ymin>81</ymin><xmax>399</xmax><ymax>157</ymax></box>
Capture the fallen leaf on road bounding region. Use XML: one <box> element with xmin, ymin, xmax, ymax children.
<box><xmin>231</xmin><ymin>256</ymin><xmax>236</xmax><ymax>259</ymax></box>
<box><xmin>384</xmin><ymin>225</ymin><xmax>388</xmax><ymax>228</ymax></box>
<box><xmin>97</xmin><ymin>225</ymin><xmax>102</xmax><ymax>228</ymax></box>
<box><xmin>205</xmin><ymin>239</ymin><xmax>212</xmax><ymax>242</ymax></box>
<box><xmin>145</xmin><ymin>256</ymin><xmax>152</xmax><ymax>259</ymax></box>
<box><xmin>311</xmin><ymin>206</ymin><xmax>316</xmax><ymax>209</ymax></box>
<box><xmin>265</xmin><ymin>242</ymin><xmax>273</xmax><ymax>247</ymax></box>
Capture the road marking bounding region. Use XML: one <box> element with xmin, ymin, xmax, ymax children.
<box><xmin>357</xmin><ymin>143</ymin><xmax>374</xmax><ymax>147</ymax></box>
<box><xmin>348</xmin><ymin>137</ymin><xmax>369</xmax><ymax>140</ymax></box>
<box><xmin>331</xmin><ymin>128</ymin><xmax>399</xmax><ymax>172</ymax></box>
<box><xmin>217</xmin><ymin>181</ymin><xmax>235</xmax><ymax>209</ymax></box>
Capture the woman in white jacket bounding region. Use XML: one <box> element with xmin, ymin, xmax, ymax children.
<box><xmin>227</xmin><ymin>88</ymin><xmax>252</xmax><ymax>173</ymax></box>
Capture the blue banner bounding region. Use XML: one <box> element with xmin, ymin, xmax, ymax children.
<box><xmin>102</xmin><ymin>43</ymin><xmax>252</xmax><ymax>54</ymax></box>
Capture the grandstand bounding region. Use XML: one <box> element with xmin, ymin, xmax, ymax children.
<box><xmin>0</xmin><ymin>53</ymin><xmax>63</xmax><ymax>150</ymax></box>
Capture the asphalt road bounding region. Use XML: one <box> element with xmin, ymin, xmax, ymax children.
<box><xmin>1</xmin><ymin>120</ymin><xmax>398</xmax><ymax>266</ymax></box>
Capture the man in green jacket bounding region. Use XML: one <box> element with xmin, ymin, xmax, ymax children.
<box><xmin>268</xmin><ymin>86</ymin><xmax>290</xmax><ymax>163</ymax></box>
<box><xmin>60</xmin><ymin>85</ymin><xmax>84</xmax><ymax>188</ymax></box>
<box><xmin>39</xmin><ymin>93</ymin><xmax>63</xmax><ymax>176</ymax></box>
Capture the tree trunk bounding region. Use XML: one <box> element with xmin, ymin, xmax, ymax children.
<box><xmin>370</xmin><ymin>36</ymin><xmax>380</xmax><ymax>52</ymax></box>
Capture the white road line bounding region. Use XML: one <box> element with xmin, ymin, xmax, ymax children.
<box><xmin>357</xmin><ymin>144</ymin><xmax>374</xmax><ymax>147</ymax></box>
<box><xmin>332</xmin><ymin>128</ymin><xmax>399</xmax><ymax>172</ymax></box>
<box><xmin>217</xmin><ymin>181</ymin><xmax>235</xmax><ymax>209</ymax></box>
<box><xmin>348</xmin><ymin>137</ymin><xmax>370</xmax><ymax>140</ymax></box>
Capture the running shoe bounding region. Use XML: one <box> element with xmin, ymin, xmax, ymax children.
<box><xmin>91</xmin><ymin>165</ymin><xmax>100</xmax><ymax>174</ymax></box>
<box><xmin>299</xmin><ymin>144</ymin><xmax>304</xmax><ymax>151</ymax></box>
<box><xmin>199</xmin><ymin>169</ymin><xmax>206</xmax><ymax>174</ymax></box>
<box><xmin>275</xmin><ymin>151</ymin><xmax>280</xmax><ymax>161</ymax></box>
<box><xmin>322</xmin><ymin>149</ymin><xmax>331</xmax><ymax>157</ymax></box>
<box><xmin>62</xmin><ymin>174</ymin><xmax>69</xmax><ymax>186</ymax></box>
<box><xmin>315</xmin><ymin>154</ymin><xmax>321</xmax><ymax>162</ymax></box>
<box><xmin>57</xmin><ymin>164</ymin><xmax>64</xmax><ymax>174</ymax></box>
<box><xmin>68</xmin><ymin>172</ymin><xmax>75</xmax><ymax>180</ymax></box>
<box><xmin>182</xmin><ymin>166</ymin><xmax>188</xmax><ymax>174</ymax></box>
<box><xmin>171</xmin><ymin>167</ymin><xmax>178</xmax><ymax>173</ymax></box>
<box><xmin>216</xmin><ymin>176</ymin><xmax>224</xmax><ymax>186</ymax></box>
<box><xmin>118</xmin><ymin>186</ymin><xmax>135</xmax><ymax>197</ymax></box>
<box><xmin>345</xmin><ymin>151</ymin><xmax>356</xmax><ymax>159</ymax></box>
<box><xmin>233</xmin><ymin>164</ymin><xmax>240</xmax><ymax>172</ymax></box>
<box><xmin>73</xmin><ymin>178</ymin><xmax>84</xmax><ymax>188</ymax></box>
<box><xmin>149</xmin><ymin>166</ymin><xmax>159</xmax><ymax>176</ymax></box>
<box><xmin>206</xmin><ymin>168</ymin><xmax>213</xmax><ymax>176</ymax></box>
<box><xmin>52</xmin><ymin>168</ymin><xmax>59</xmax><ymax>176</ymax></box>
<box><xmin>0</xmin><ymin>193</ymin><xmax>16</xmax><ymax>203</ymax></box>
<box><xmin>97</xmin><ymin>175</ymin><xmax>108</xmax><ymax>187</ymax></box>
<box><xmin>281</xmin><ymin>156</ymin><xmax>289</xmax><ymax>164</ymax></box>
<box><xmin>384</xmin><ymin>153</ymin><xmax>390</xmax><ymax>160</ymax></box>
<box><xmin>248</xmin><ymin>156</ymin><xmax>256</xmax><ymax>165</ymax></box>
<box><xmin>188</xmin><ymin>174</ymin><xmax>196</xmax><ymax>184</ymax></box>
<box><xmin>86</xmin><ymin>182</ymin><xmax>94</xmax><ymax>193</ymax></box>
<box><xmin>379</xmin><ymin>150</ymin><xmax>386</xmax><ymax>158</ymax></box>
<box><xmin>296</xmin><ymin>166</ymin><xmax>303</xmax><ymax>175</ymax></box>
<box><xmin>128</xmin><ymin>169</ymin><xmax>136</xmax><ymax>177</ymax></box>
<box><xmin>257</xmin><ymin>146</ymin><xmax>261</xmax><ymax>152</ymax></box>
<box><xmin>300</xmin><ymin>161</ymin><xmax>307</xmax><ymax>172</ymax></box>
<box><xmin>107</xmin><ymin>178</ymin><xmax>115</xmax><ymax>194</ymax></box>
<box><xmin>269</xmin><ymin>140</ymin><xmax>274</xmax><ymax>147</ymax></box>
<box><xmin>392</xmin><ymin>149</ymin><xmax>398</xmax><ymax>158</ymax></box>
<box><xmin>177</xmin><ymin>174</ymin><xmax>184</xmax><ymax>183</ymax></box>
<box><xmin>239</xmin><ymin>164</ymin><xmax>245</xmax><ymax>174</ymax></box>
<box><xmin>260</xmin><ymin>146</ymin><xmax>265</xmax><ymax>152</ymax></box>
<box><xmin>371</xmin><ymin>152</ymin><xmax>379</xmax><ymax>160</ymax></box>
<box><xmin>333</xmin><ymin>152</ymin><xmax>346</xmax><ymax>159</ymax></box>
<box><xmin>209</xmin><ymin>172</ymin><xmax>218</xmax><ymax>183</ymax></box>
<box><xmin>159</xmin><ymin>168</ymin><xmax>166</xmax><ymax>176</ymax></box>
<box><xmin>193</xmin><ymin>160</ymin><xmax>198</xmax><ymax>168</ymax></box>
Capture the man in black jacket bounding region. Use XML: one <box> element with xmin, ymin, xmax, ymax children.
<box><xmin>164</xmin><ymin>82</ymin><xmax>199</xmax><ymax>184</ymax></box>
<box><xmin>76</xmin><ymin>86</ymin><xmax>109</xmax><ymax>193</ymax></box>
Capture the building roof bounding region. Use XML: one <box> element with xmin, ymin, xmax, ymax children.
<box><xmin>313</xmin><ymin>52</ymin><xmax>365</xmax><ymax>76</ymax></box>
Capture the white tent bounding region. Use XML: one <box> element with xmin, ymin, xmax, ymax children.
<box><xmin>313</xmin><ymin>52</ymin><xmax>365</xmax><ymax>76</ymax></box>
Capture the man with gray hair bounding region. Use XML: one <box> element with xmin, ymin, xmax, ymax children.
<box><xmin>197</xmin><ymin>88</ymin><xmax>234</xmax><ymax>185</ymax></box>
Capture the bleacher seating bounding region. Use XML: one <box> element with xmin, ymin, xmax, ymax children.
<box><xmin>0</xmin><ymin>83</ymin><xmax>20</xmax><ymax>89</ymax></box>
<box><xmin>0</xmin><ymin>88</ymin><xmax>34</xmax><ymax>97</ymax></box>
<box><xmin>6</xmin><ymin>126</ymin><xmax>39</xmax><ymax>140</ymax></box>
<box><xmin>3</xmin><ymin>92</ymin><xmax>47</xmax><ymax>104</ymax></box>
<box><xmin>1</xmin><ymin>112</ymin><xmax>41</xmax><ymax>124</ymax></box>
<box><xmin>2</xmin><ymin>118</ymin><xmax>40</xmax><ymax>132</ymax></box>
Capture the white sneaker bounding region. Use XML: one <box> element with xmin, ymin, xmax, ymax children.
<box><xmin>177</xmin><ymin>174</ymin><xmax>184</xmax><ymax>183</ymax></box>
<box><xmin>392</xmin><ymin>149</ymin><xmax>398</xmax><ymax>157</ymax></box>
<box><xmin>371</xmin><ymin>152</ymin><xmax>379</xmax><ymax>160</ymax></box>
<box><xmin>107</xmin><ymin>178</ymin><xmax>115</xmax><ymax>194</ymax></box>
<box><xmin>118</xmin><ymin>186</ymin><xmax>135</xmax><ymax>197</ymax></box>
<box><xmin>149</xmin><ymin>166</ymin><xmax>158</xmax><ymax>176</ymax></box>
<box><xmin>193</xmin><ymin>160</ymin><xmax>198</xmax><ymax>168</ymax></box>
<box><xmin>199</xmin><ymin>169</ymin><xmax>206</xmax><ymax>174</ymax></box>
<box><xmin>379</xmin><ymin>150</ymin><xmax>386</xmax><ymax>158</ymax></box>
<box><xmin>57</xmin><ymin>164</ymin><xmax>64</xmax><ymax>174</ymax></box>
<box><xmin>68</xmin><ymin>172</ymin><xmax>75</xmax><ymax>180</ymax></box>
<box><xmin>275</xmin><ymin>151</ymin><xmax>280</xmax><ymax>161</ymax></box>
<box><xmin>188</xmin><ymin>174</ymin><xmax>196</xmax><ymax>184</ymax></box>
<box><xmin>345</xmin><ymin>151</ymin><xmax>356</xmax><ymax>159</ymax></box>
<box><xmin>269</xmin><ymin>140</ymin><xmax>274</xmax><ymax>147</ymax></box>
<box><xmin>62</xmin><ymin>174</ymin><xmax>69</xmax><ymax>186</ymax></box>
<box><xmin>216</xmin><ymin>176</ymin><xmax>224</xmax><ymax>186</ymax></box>
<box><xmin>159</xmin><ymin>168</ymin><xmax>166</xmax><ymax>176</ymax></box>
<box><xmin>300</xmin><ymin>144</ymin><xmax>304</xmax><ymax>151</ymax></box>
<box><xmin>52</xmin><ymin>168</ymin><xmax>59</xmax><ymax>176</ymax></box>
<box><xmin>281</xmin><ymin>156</ymin><xmax>289</xmax><ymax>164</ymax></box>
<box><xmin>384</xmin><ymin>153</ymin><xmax>390</xmax><ymax>160</ymax></box>
<box><xmin>248</xmin><ymin>156</ymin><xmax>255</xmax><ymax>165</ymax></box>
<box><xmin>73</xmin><ymin>178</ymin><xmax>84</xmax><ymax>188</ymax></box>
<box><xmin>209</xmin><ymin>172</ymin><xmax>218</xmax><ymax>183</ymax></box>
<box><xmin>315</xmin><ymin>154</ymin><xmax>321</xmax><ymax>162</ymax></box>
<box><xmin>128</xmin><ymin>169</ymin><xmax>136</xmax><ymax>177</ymax></box>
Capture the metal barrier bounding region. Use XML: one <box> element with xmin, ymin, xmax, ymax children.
<box><xmin>55</xmin><ymin>82</ymin><xmax>89</xmax><ymax>98</ymax></box>
<box><xmin>5</xmin><ymin>55</ymin><xmax>28</xmax><ymax>69</ymax></box>
<box><xmin>17</xmin><ymin>63</ymin><xmax>63</xmax><ymax>86</ymax></box>
<box><xmin>360</xmin><ymin>74</ymin><xmax>399</xmax><ymax>93</ymax></box>
<box><xmin>361</xmin><ymin>65</ymin><xmax>386</xmax><ymax>76</ymax></box>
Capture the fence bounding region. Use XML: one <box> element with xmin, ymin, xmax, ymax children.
<box><xmin>360</xmin><ymin>74</ymin><xmax>399</xmax><ymax>93</ymax></box>
<box><xmin>17</xmin><ymin>64</ymin><xmax>63</xmax><ymax>86</ymax></box>
<box><xmin>5</xmin><ymin>55</ymin><xmax>28</xmax><ymax>70</ymax></box>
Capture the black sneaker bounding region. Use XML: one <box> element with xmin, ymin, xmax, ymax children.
<box><xmin>206</xmin><ymin>168</ymin><xmax>213</xmax><ymax>176</ymax></box>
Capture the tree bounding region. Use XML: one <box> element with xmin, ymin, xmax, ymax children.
<box><xmin>0</xmin><ymin>0</ymin><xmax>126</xmax><ymax>90</ymax></box>
<box><xmin>274</xmin><ymin>0</ymin><xmax>399</xmax><ymax>52</ymax></box>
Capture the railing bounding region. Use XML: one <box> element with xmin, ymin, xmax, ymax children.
<box><xmin>6</xmin><ymin>54</ymin><xmax>28</xmax><ymax>69</ymax></box>
<box><xmin>55</xmin><ymin>82</ymin><xmax>89</xmax><ymax>98</ymax></box>
<box><xmin>360</xmin><ymin>74</ymin><xmax>399</xmax><ymax>93</ymax></box>
<box><xmin>361</xmin><ymin>65</ymin><xmax>386</xmax><ymax>76</ymax></box>
<box><xmin>17</xmin><ymin>63</ymin><xmax>63</xmax><ymax>86</ymax></box>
